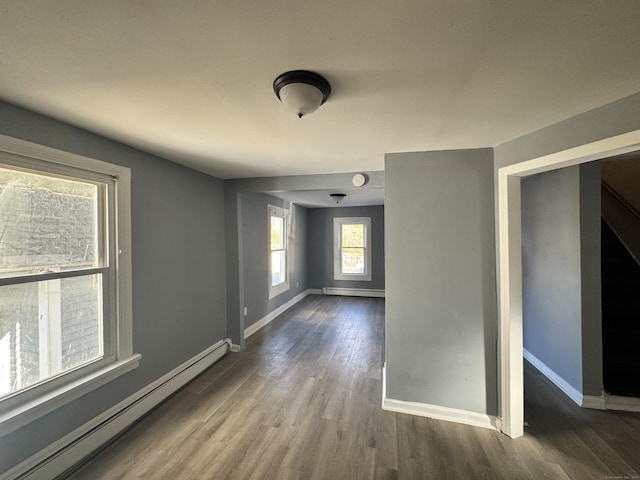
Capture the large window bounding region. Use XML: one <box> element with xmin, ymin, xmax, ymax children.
<box><xmin>268</xmin><ymin>205</ymin><xmax>289</xmax><ymax>298</ymax></box>
<box><xmin>334</xmin><ymin>217</ymin><xmax>372</xmax><ymax>281</ymax></box>
<box><xmin>0</xmin><ymin>135</ymin><xmax>137</xmax><ymax>436</ymax></box>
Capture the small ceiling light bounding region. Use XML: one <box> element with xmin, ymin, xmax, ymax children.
<box><xmin>273</xmin><ymin>70</ymin><xmax>331</xmax><ymax>118</ymax></box>
<box><xmin>330</xmin><ymin>193</ymin><xmax>346</xmax><ymax>204</ymax></box>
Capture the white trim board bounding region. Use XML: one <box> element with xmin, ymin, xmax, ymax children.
<box><xmin>579</xmin><ymin>394</ymin><xmax>640</xmax><ymax>412</ymax></box>
<box><xmin>2</xmin><ymin>339</ymin><xmax>232</xmax><ymax>480</ymax></box>
<box><xmin>244</xmin><ymin>289</ymin><xmax>312</xmax><ymax>339</ymax></box>
<box><xmin>0</xmin><ymin>354</ymin><xmax>140</xmax><ymax>439</ymax></box>
<box><xmin>523</xmin><ymin>349</ymin><xmax>585</xmax><ymax>407</ymax></box>
<box><xmin>383</xmin><ymin>398</ymin><xmax>499</xmax><ymax>431</ymax></box>
<box><xmin>582</xmin><ymin>394</ymin><xmax>607</xmax><ymax>410</ymax></box>
<box><xmin>322</xmin><ymin>287</ymin><xmax>385</xmax><ymax>298</ymax></box>
<box><xmin>381</xmin><ymin>363</ymin><xmax>498</xmax><ymax>431</ymax></box>
<box><xmin>524</xmin><ymin>350</ymin><xmax>640</xmax><ymax>412</ymax></box>
<box><xmin>603</xmin><ymin>394</ymin><xmax>640</xmax><ymax>412</ymax></box>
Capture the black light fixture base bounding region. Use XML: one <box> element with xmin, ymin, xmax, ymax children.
<box><xmin>330</xmin><ymin>193</ymin><xmax>346</xmax><ymax>204</ymax></box>
<box><xmin>273</xmin><ymin>70</ymin><xmax>331</xmax><ymax>105</ymax></box>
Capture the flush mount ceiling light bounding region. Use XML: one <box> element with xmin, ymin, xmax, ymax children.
<box><xmin>330</xmin><ymin>193</ymin><xmax>346</xmax><ymax>204</ymax></box>
<box><xmin>273</xmin><ymin>70</ymin><xmax>331</xmax><ymax>118</ymax></box>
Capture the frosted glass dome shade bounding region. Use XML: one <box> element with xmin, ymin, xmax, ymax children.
<box><xmin>273</xmin><ymin>70</ymin><xmax>331</xmax><ymax>118</ymax></box>
<box><xmin>279</xmin><ymin>83</ymin><xmax>325</xmax><ymax>118</ymax></box>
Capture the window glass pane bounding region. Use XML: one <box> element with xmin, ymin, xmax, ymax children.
<box><xmin>270</xmin><ymin>216</ymin><xmax>284</xmax><ymax>250</ymax></box>
<box><xmin>271</xmin><ymin>250</ymin><xmax>286</xmax><ymax>287</ymax></box>
<box><xmin>0</xmin><ymin>274</ymin><xmax>103</xmax><ymax>398</ymax></box>
<box><xmin>0</xmin><ymin>167</ymin><xmax>100</xmax><ymax>278</ymax></box>
<box><xmin>342</xmin><ymin>247</ymin><xmax>365</xmax><ymax>274</ymax></box>
<box><xmin>342</xmin><ymin>224</ymin><xmax>364</xmax><ymax>248</ymax></box>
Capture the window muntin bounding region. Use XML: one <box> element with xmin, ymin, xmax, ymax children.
<box><xmin>0</xmin><ymin>165</ymin><xmax>110</xmax><ymax>400</ymax></box>
<box><xmin>268</xmin><ymin>205</ymin><xmax>289</xmax><ymax>298</ymax></box>
<box><xmin>334</xmin><ymin>217</ymin><xmax>372</xmax><ymax>281</ymax></box>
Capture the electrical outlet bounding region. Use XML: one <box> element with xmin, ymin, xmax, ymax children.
<box><xmin>243</xmin><ymin>307</ymin><xmax>248</xmax><ymax>316</ymax></box>
<box><xmin>296</xmin><ymin>281</ymin><xmax>299</xmax><ymax>288</ymax></box>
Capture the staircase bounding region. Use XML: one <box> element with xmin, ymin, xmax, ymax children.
<box><xmin>601</xmin><ymin>218</ymin><xmax>640</xmax><ymax>397</ymax></box>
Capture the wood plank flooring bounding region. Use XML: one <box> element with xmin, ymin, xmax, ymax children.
<box><xmin>67</xmin><ymin>295</ymin><xmax>640</xmax><ymax>479</ymax></box>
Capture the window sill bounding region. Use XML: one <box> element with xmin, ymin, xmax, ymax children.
<box><xmin>334</xmin><ymin>274</ymin><xmax>372</xmax><ymax>281</ymax></box>
<box><xmin>268</xmin><ymin>282</ymin><xmax>290</xmax><ymax>299</ymax></box>
<box><xmin>0</xmin><ymin>354</ymin><xmax>141</xmax><ymax>438</ymax></box>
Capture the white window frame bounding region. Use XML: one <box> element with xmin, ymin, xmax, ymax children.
<box><xmin>0</xmin><ymin>134</ymin><xmax>139</xmax><ymax>438</ymax></box>
<box><xmin>334</xmin><ymin>217</ymin><xmax>372</xmax><ymax>281</ymax></box>
<box><xmin>268</xmin><ymin>205</ymin><xmax>290</xmax><ymax>299</ymax></box>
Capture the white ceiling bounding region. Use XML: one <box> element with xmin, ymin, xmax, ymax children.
<box><xmin>1</xmin><ymin>1</ymin><xmax>640</xmax><ymax>182</ymax></box>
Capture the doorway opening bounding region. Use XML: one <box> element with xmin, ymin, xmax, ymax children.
<box><xmin>497</xmin><ymin>129</ymin><xmax>640</xmax><ymax>438</ymax></box>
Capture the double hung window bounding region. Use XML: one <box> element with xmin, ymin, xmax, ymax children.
<box><xmin>268</xmin><ymin>205</ymin><xmax>289</xmax><ymax>298</ymax></box>
<box><xmin>0</xmin><ymin>136</ymin><xmax>136</xmax><ymax>436</ymax></box>
<box><xmin>334</xmin><ymin>217</ymin><xmax>372</xmax><ymax>281</ymax></box>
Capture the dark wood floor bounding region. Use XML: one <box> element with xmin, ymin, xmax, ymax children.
<box><xmin>68</xmin><ymin>295</ymin><xmax>640</xmax><ymax>480</ymax></box>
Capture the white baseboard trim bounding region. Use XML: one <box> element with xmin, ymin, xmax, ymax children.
<box><xmin>523</xmin><ymin>348</ymin><xmax>584</xmax><ymax>407</ymax></box>
<box><xmin>383</xmin><ymin>397</ymin><xmax>499</xmax><ymax>431</ymax></box>
<box><xmin>524</xmin><ymin>350</ymin><xmax>640</xmax><ymax>412</ymax></box>
<box><xmin>321</xmin><ymin>287</ymin><xmax>385</xmax><ymax>298</ymax></box>
<box><xmin>582</xmin><ymin>394</ymin><xmax>607</xmax><ymax>410</ymax></box>
<box><xmin>307</xmin><ymin>288</ymin><xmax>323</xmax><ymax>295</ymax></box>
<box><xmin>382</xmin><ymin>363</ymin><xmax>498</xmax><ymax>431</ymax></box>
<box><xmin>2</xmin><ymin>338</ymin><xmax>232</xmax><ymax>480</ymax></box>
<box><xmin>604</xmin><ymin>394</ymin><xmax>640</xmax><ymax>412</ymax></box>
<box><xmin>555</xmin><ymin>392</ymin><xmax>640</xmax><ymax>412</ymax></box>
<box><xmin>229</xmin><ymin>344</ymin><xmax>241</xmax><ymax>353</ymax></box>
<box><xmin>244</xmin><ymin>289</ymin><xmax>312</xmax><ymax>339</ymax></box>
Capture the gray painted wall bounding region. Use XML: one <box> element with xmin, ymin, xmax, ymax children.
<box><xmin>385</xmin><ymin>149</ymin><xmax>497</xmax><ymax>415</ymax></box>
<box><xmin>241</xmin><ymin>192</ymin><xmax>308</xmax><ymax>329</ymax></box>
<box><xmin>0</xmin><ymin>101</ymin><xmax>227</xmax><ymax>472</ymax></box>
<box><xmin>307</xmin><ymin>205</ymin><xmax>385</xmax><ymax>290</ymax></box>
<box><xmin>521</xmin><ymin>167</ymin><xmax>584</xmax><ymax>392</ymax></box>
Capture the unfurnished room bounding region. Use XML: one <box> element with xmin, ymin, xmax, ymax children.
<box><xmin>1</xmin><ymin>2</ymin><xmax>640</xmax><ymax>479</ymax></box>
